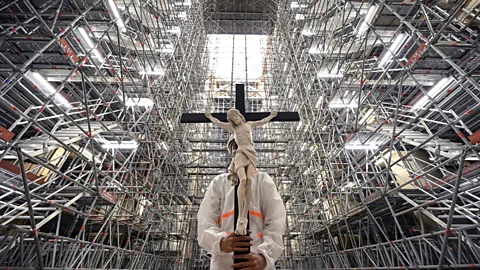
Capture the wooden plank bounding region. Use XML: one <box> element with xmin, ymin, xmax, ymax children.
<box><xmin>406</xmin><ymin>42</ymin><xmax>427</xmax><ymax>68</ymax></box>
<box><xmin>102</xmin><ymin>190</ymin><xmax>117</xmax><ymax>204</ymax></box>
<box><xmin>59</xmin><ymin>37</ymin><xmax>79</xmax><ymax>63</ymax></box>
<box><xmin>424</xmin><ymin>161</ymin><xmax>480</xmax><ymax>189</ymax></box>
<box><xmin>468</xmin><ymin>129</ymin><xmax>480</xmax><ymax>144</ymax></box>
<box><xmin>0</xmin><ymin>160</ymin><xmax>42</xmax><ymax>183</ymax></box>
<box><xmin>0</xmin><ymin>126</ymin><xmax>15</xmax><ymax>142</ymax></box>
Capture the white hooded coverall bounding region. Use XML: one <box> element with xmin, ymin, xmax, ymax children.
<box><xmin>197</xmin><ymin>172</ymin><xmax>286</xmax><ymax>270</ymax></box>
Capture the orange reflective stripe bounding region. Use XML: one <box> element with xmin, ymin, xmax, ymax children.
<box><xmin>218</xmin><ymin>210</ymin><xmax>264</xmax><ymax>224</ymax></box>
<box><xmin>218</xmin><ymin>210</ymin><xmax>235</xmax><ymax>224</ymax></box>
<box><xmin>223</xmin><ymin>211</ymin><xmax>235</xmax><ymax>218</ymax></box>
<box><xmin>257</xmin><ymin>233</ymin><xmax>263</xmax><ymax>238</ymax></box>
<box><xmin>226</xmin><ymin>231</ymin><xmax>232</xmax><ymax>234</ymax></box>
<box><xmin>250</xmin><ymin>211</ymin><xmax>264</xmax><ymax>219</ymax></box>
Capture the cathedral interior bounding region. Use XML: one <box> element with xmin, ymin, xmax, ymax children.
<box><xmin>0</xmin><ymin>0</ymin><xmax>480</xmax><ymax>269</ymax></box>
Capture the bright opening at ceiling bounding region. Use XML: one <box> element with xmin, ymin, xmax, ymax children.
<box><xmin>207</xmin><ymin>34</ymin><xmax>267</xmax><ymax>82</ymax></box>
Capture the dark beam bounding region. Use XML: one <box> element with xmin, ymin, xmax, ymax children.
<box><xmin>190</xmin><ymin>149</ymin><xmax>285</xmax><ymax>152</ymax></box>
<box><xmin>187</xmin><ymin>139</ymin><xmax>289</xmax><ymax>143</ymax></box>
<box><xmin>181</xmin><ymin>84</ymin><xmax>299</xmax><ymax>123</ymax></box>
<box><xmin>181</xmin><ymin>112</ymin><xmax>300</xmax><ymax>123</ymax></box>
<box><xmin>185</xmin><ymin>164</ymin><xmax>285</xmax><ymax>168</ymax></box>
<box><xmin>236</xmin><ymin>84</ymin><xmax>246</xmax><ymax>113</ymax></box>
<box><xmin>244</xmin><ymin>112</ymin><xmax>300</xmax><ymax>122</ymax></box>
<box><xmin>180</xmin><ymin>113</ymin><xmax>227</xmax><ymax>123</ymax></box>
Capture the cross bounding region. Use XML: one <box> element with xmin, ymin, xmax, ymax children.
<box><xmin>180</xmin><ymin>84</ymin><xmax>300</xmax><ymax>123</ymax></box>
<box><xmin>181</xmin><ymin>84</ymin><xmax>299</xmax><ymax>268</ymax></box>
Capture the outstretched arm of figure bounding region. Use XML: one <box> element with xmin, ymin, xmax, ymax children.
<box><xmin>205</xmin><ymin>112</ymin><xmax>231</xmax><ymax>130</ymax></box>
<box><xmin>248</xmin><ymin>111</ymin><xmax>277</xmax><ymax>127</ymax></box>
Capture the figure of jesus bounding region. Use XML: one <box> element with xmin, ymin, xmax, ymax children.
<box><xmin>205</xmin><ymin>108</ymin><xmax>277</xmax><ymax>235</ymax></box>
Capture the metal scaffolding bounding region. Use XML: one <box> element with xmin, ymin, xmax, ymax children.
<box><xmin>0</xmin><ymin>0</ymin><xmax>480</xmax><ymax>269</ymax></box>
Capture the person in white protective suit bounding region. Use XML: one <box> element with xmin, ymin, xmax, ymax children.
<box><xmin>197</xmin><ymin>171</ymin><xmax>287</xmax><ymax>269</ymax></box>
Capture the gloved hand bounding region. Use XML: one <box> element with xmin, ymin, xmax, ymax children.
<box><xmin>231</xmin><ymin>253</ymin><xmax>267</xmax><ymax>269</ymax></box>
<box><xmin>220</xmin><ymin>231</ymin><xmax>253</xmax><ymax>253</ymax></box>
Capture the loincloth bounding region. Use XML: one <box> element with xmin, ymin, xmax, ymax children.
<box><xmin>227</xmin><ymin>149</ymin><xmax>257</xmax><ymax>185</ymax></box>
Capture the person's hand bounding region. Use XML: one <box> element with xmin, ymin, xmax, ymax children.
<box><xmin>220</xmin><ymin>231</ymin><xmax>252</xmax><ymax>253</ymax></box>
<box><xmin>205</xmin><ymin>111</ymin><xmax>212</xmax><ymax>118</ymax></box>
<box><xmin>270</xmin><ymin>111</ymin><xmax>278</xmax><ymax>117</ymax></box>
<box><xmin>231</xmin><ymin>253</ymin><xmax>267</xmax><ymax>269</ymax></box>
